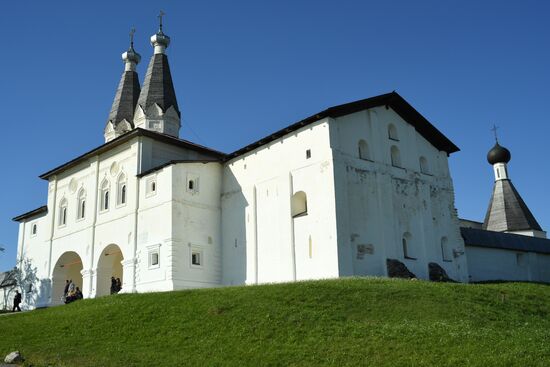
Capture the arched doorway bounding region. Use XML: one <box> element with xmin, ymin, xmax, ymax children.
<box><xmin>96</xmin><ymin>244</ymin><xmax>124</xmax><ymax>296</ymax></box>
<box><xmin>51</xmin><ymin>251</ymin><xmax>84</xmax><ymax>305</ymax></box>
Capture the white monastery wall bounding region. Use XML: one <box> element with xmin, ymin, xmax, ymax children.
<box><xmin>467</xmin><ymin>246</ymin><xmax>550</xmax><ymax>283</ymax></box>
<box><xmin>329</xmin><ymin>107</ymin><xmax>468</xmax><ymax>282</ymax></box>
<box><xmin>221</xmin><ymin>119</ymin><xmax>340</xmax><ymax>286</ymax></box>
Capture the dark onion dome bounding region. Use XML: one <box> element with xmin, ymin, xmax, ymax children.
<box><xmin>487</xmin><ymin>142</ymin><xmax>511</xmax><ymax>165</ymax></box>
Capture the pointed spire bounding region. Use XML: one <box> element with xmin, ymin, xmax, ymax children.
<box><xmin>483</xmin><ymin>137</ymin><xmax>544</xmax><ymax>236</ymax></box>
<box><xmin>134</xmin><ymin>12</ymin><xmax>180</xmax><ymax>137</ymax></box>
<box><xmin>104</xmin><ymin>28</ymin><xmax>142</xmax><ymax>142</ymax></box>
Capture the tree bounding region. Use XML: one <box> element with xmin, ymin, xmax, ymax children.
<box><xmin>7</xmin><ymin>258</ymin><xmax>39</xmax><ymax>308</ymax></box>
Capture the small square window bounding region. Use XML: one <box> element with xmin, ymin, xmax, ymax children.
<box><xmin>191</xmin><ymin>251</ymin><xmax>202</xmax><ymax>266</ymax></box>
<box><xmin>306</xmin><ymin>149</ymin><xmax>311</xmax><ymax>159</ymax></box>
<box><xmin>148</xmin><ymin>251</ymin><xmax>159</xmax><ymax>268</ymax></box>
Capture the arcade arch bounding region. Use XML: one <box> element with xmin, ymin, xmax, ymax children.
<box><xmin>96</xmin><ymin>244</ymin><xmax>124</xmax><ymax>296</ymax></box>
<box><xmin>51</xmin><ymin>251</ymin><xmax>83</xmax><ymax>305</ymax></box>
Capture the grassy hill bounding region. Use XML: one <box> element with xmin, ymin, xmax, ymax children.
<box><xmin>1</xmin><ymin>277</ymin><xmax>550</xmax><ymax>366</ymax></box>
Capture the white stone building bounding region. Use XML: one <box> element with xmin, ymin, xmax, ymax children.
<box><xmin>11</xmin><ymin>24</ymin><xmax>549</xmax><ymax>309</ymax></box>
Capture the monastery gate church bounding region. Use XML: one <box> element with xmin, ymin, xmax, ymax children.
<box><xmin>13</xmin><ymin>22</ymin><xmax>550</xmax><ymax>309</ymax></box>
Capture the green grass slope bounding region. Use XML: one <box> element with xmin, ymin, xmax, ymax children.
<box><xmin>1</xmin><ymin>278</ymin><xmax>550</xmax><ymax>366</ymax></box>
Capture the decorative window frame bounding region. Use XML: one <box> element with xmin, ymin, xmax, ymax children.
<box><xmin>147</xmin><ymin>244</ymin><xmax>161</xmax><ymax>269</ymax></box>
<box><xmin>100</xmin><ymin>179</ymin><xmax>110</xmax><ymax>213</ymax></box>
<box><xmin>76</xmin><ymin>188</ymin><xmax>86</xmax><ymax>221</ymax></box>
<box><xmin>116</xmin><ymin>172</ymin><xmax>128</xmax><ymax>207</ymax></box>
<box><xmin>58</xmin><ymin>198</ymin><xmax>68</xmax><ymax>227</ymax></box>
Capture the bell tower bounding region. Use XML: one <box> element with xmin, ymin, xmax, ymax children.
<box><xmin>133</xmin><ymin>12</ymin><xmax>181</xmax><ymax>137</ymax></box>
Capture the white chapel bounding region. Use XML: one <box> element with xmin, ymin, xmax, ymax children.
<box><xmin>12</xmin><ymin>21</ymin><xmax>550</xmax><ymax>309</ymax></box>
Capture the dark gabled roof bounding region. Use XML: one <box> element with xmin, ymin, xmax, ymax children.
<box><xmin>0</xmin><ymin>270</ymin><xmax>16</xmax><ymax>288</ymax></box>
<box><xmin>225</xmin><ymin>91</ymin><xmax>460</xmax><ymax>161</ymax></box>
<box><xmin>12</xmin><ymin>205</ymin><xmax>48</xmax><ymax>222</ymax></box>
<box><xmin>107</xmin><ymin>70</ymin><xmax>141</xmax><ymax>127</ymax></box>
<box><xmin>461</xmin><ymin>227</ymin><xmax>550</xmax><ymax>255</ymax></box>
<box><xmin>137</xmin><ymin>159</ymin><xmax>221</xmax><ymax>178</ymax></box>
<box><xmin>483</xmin><ymin>179</ymin><xmax>543</xmax><ymax>232</ymax></box>
<box><xmin>39</xmin><ymin>129</ymin><xmax>226</xmax><ymax>180</ymax></box>
<box><xmin>137</xmin><ymin>53</ymin><xmax>179</xmax><ymax>116</ymax></box>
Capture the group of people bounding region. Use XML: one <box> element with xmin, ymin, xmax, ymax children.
<box><xmin>63</xmin><ymin>279</ymin><xmax>83</xmax><ymax>304</ymax></box>
<box><xmin>110</xmin><ymin>277</ymin><xmax>122</xmax><ymax>294</ymax></box>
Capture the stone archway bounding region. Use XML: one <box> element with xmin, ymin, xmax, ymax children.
<box><xmin>51</xmin><ymin>251</ymin><xmax>84</xmax><ymax>305</ymax></box>
<box><xmin>96</xmin><ymin>244</ymin><xmax>124</xmax><ymax>296</ymax></box>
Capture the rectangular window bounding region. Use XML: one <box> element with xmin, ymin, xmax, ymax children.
<box><xmin>148</xmin><ymin>251</ymin><xmax>159</xmax><ymax>268</ymax></box>
<box><xmin>191</xmin><ymin>249</ymin><xmax>203</xmax><ymax>267</ymax></box>
<box><xmin>306</xmin><ymin>149</ymin><xmax>311</xmax><ymax>159</ymax></box>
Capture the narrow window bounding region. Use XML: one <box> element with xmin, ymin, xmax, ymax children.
<box><xmin>146</xmin><ymin>177</ymin><xmax>157</xmax><ymax>196</ymax></box>
<box><xmin>100</xmin><ymin>180</ymin><xmax>110</xmax><ymax>211</ymax></box>
<box><xmin>59</xmin><ymin>199</ymin><xmax>68</xmax><ymax>226</ymax></box>
<box><xmin>391</xmin><ymin>146</ymin><xmax>402</xmax><ymax>167</ymax></box>
<box><xmin>188</xmin><ymin>180</ymin><xmax>194</xmax><ymax>190</ymax></box>
<box><xmin>306</xmin><ymin>149</ymin><xmax>311</xmax><ymax>159</ymax></box>
<box><xmin>497</xmin><ymin>169</ymin><xmax>500</xmax><ymax>178</ymax></box>
<box><xmin>77</xmin><ymin>188</ymin><xmax>86</xmax><ymax>219</ymax></box>
<box><xmin>388</xmin><ymin>124</ymin><xmax>399</xmax><ymax>140</ymax></box>
<box><xmin>291</xmin><ymin>191</ymin><xmax>308</xmax><ymax>217</ymax></box>
<box><xmin>117</xmin><ymin>173</ymin><xmax>127</xmax><ymax>206</ymax></box>
<box><xmin>419</xmin><ymin>156</ymin><xmax>429</xmax><ymax>174</ymax></box>
<box><xmin>358</xmin><ymin>140</ymin><xmax>371</xmax><ymax>160</ymax></box>
<box><xmin>31</xmin><ymin>224</ymin><xmax>37</xmax><ymax>235</ymax></box>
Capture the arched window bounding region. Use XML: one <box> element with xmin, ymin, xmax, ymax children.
<box><xmin>117</xmin><ymin>173</ymin><xmax>127</xmax><ymax>206</ymax></box>
<box><xmin>101</xmin><ymin>180</ymin><xmax>110</xmax><ymax>211</ymax></box>
<box><xmin>441</xmin><ymin>237</ymin><xmax>452</xmax><ymax>262</ymax></box>
<box><xmin>402</xmin><ymin>232</ymin><xmax>416</xmax><ymax>260</ymax></box>
<box><xmin>77</xmin><ymin>188</ymin><xmax>86</xmax><ymax>219</ymax></box>
<box><xmin>59</xmin><ymin>198</ymin><xmax>68</xmax><ymax>226</ymax></box>
<box><xmin>391</xmin><ymin>146</ymin><xmax>401</xmax><ymax>167</ymax></box>
<box><xmin>358</xmin><ymin>140</ymin><xmax>371</xmax><ymax>160</ymax></box>
<box><xmin>388</xmin><ymin>124</ymin><xmax>399</xmax><ymax>140</ymax></box>
<box><xmin>188</xmin><ymin>180</ymin><xmax>194</xmax><ymax>190</ymax></box>
<box><xmin>419</xmin><ymin>156</ymin><xmax>430</xmax><ymax>174</ymax></box>
<box><xmin>291</xmin><ymin>191</ymin><xmax>308</xmax><ymax>218</ymax></box>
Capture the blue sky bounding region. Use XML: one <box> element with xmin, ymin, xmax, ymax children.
<box><xmin>0</xmin><ymin>0</ymin><xmax>549</xmax><ymax>271</ymax></box>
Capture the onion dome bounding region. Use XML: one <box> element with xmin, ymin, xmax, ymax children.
<box><xmin>122</xmin><ymin>44</ymin><xmax>141</xmax><ymax>65</ymax></box>
<box><xmin>487</xmin><ymin>143</ymin><xmax>511</xmax><ymax>165</ymax></box>
<box><xmin>151</xmin><ymin>29</ymin><xmax>170</xmax><ymax>50</ymax></box>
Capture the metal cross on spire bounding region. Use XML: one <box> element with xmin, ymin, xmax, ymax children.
<box><xmin>158</xmin><ymin>10</ymin><xmax>166</xmax><ymax>31</ymax></box>
<box><xmin>491</xmin><ymin>124</ymin><xmax>499</xmax><ymax>143</ymax></box>
<box><xmin>129</xmin><ymin>27</ymin><xmax>136</xmax><ymax>48</ymax></box>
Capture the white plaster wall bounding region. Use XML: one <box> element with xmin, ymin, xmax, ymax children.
<box><xmin>221</xmin><ymin>119</ymin><xmax>340</xmax><ymax>286</ymax></box>
<box><xmin>170</xmin><ymin>162</ymin><xmax>223</xmax><ymax>289</ymax></box>
<box><xmin>329</xmin><ymin>107</ymin><xmax>468</xmax><ymax>281</ymax></box>
<box><xmin>466</xmin><ymin>246</ymin><xmax>550</xmax><ymax>283</ymax></box>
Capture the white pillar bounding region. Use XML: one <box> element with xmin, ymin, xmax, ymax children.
<box><xmin>120</xmin><ymin>258</ymin><xmax>137</xmax><ymax>293</ymax></box>
<box><xmin>81</xmin><ymin>269</ymin><xmax>94</xmax><ymax>299</ymax></box>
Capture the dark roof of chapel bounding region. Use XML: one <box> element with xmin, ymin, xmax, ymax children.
<box><xmin>39</xmin><ymin>129</ymin><xmax>225</xmax><ymax>180</ymax></box>
<box><xmin>137</xmin><ymin>53</ymin><xmax>179</xmax><ymax>116</ymax></box>
<box><xmin>483</xmin><ymin>179</ymin><xmax>542</xmax><ymax>232</ymax></box>
<box><xmin>12</xmin><ymin>205</ymin><xmax>48</xmax><ymax>222</ymax></box>
<box><xmin>107</xmin><ymin>70</ymin><xmax>141</xmax><ymax>127</ymax></box>
<box><xmin>225</xmin><ymin>91</ymin><xmax>459</xmax><ymax>160</ymax></box>
<box><xmin>461</xmin><ymin>227</ymin><xmax>550</xmax><ymax>255</ymax></box>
